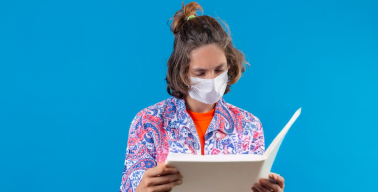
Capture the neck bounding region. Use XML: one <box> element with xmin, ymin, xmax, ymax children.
<box><xmin>185</xmin><ymin>95</ymin><xmax>216</xmax><ymax>113</ymax></box>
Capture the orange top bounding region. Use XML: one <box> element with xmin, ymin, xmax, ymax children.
<box><xmin>186</xmin><ymin>108</ymin><xmax>215</xmax><ymax>155</ymax></box>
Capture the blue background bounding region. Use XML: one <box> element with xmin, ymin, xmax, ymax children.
<box><xmin>1</xmin><ymin>0</ymin><xmax>377</xmax><ymax>191</ymax></box>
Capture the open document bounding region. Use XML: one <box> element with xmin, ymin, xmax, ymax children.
<box><xmin>165</xmin><ymin>107</ymin><xmax>302</xmax><ymax>192</ymax></box>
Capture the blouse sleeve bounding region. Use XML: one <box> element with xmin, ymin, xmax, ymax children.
<box><xmin>119</xmin><ymin>109</ymin><xmax>158</xmax><ymax>192</ymax></box>
<box><xmin>251</xmin><ymin>119</ymin><xmax>265</xmax><ymax>155</ymax></box>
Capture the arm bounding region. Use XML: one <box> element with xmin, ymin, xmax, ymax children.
<box><xmin>119</xmin><ymin>110</ymin><xmax>157</xmax><ymax>192</ymax></box>
<box><xmin>251</xmin><ymin>119</ymin><xmax>265</xmax><ymax>155</ymax></box>
<box><xmin>242</xmin><ymin>110</ymin><xmax>265</xmax><ymax>155</ymax></box>
<box><xmin>119</xmin><ymin>109</ymin><xmax>183</xmax><ymax>192</ymax></box>
<box><xmin>249</xmin><ymin>117</ymin><xmax>285</xmax><ymax>192</ymax></box>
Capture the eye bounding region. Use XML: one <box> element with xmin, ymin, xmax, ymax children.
<box><xmin>216</xmin><ymin>69</ymin><xmax>224</xmax><ymax>73</ymax></box>
<box><xmin>196</xmin><ymin>73</ymin><xmax>205</xmax><ymax>76</ymax></box>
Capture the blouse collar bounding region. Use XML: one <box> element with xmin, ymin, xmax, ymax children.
<box><xmin>172</xmin><ymin>96</ymin><xmax>235</xmax><ymax>135</ymax></box>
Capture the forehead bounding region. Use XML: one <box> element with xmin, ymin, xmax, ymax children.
<box><xmin>189</xmin><ymin>43</ymin><xmax>227</xmax><ymax>69</ymax></box>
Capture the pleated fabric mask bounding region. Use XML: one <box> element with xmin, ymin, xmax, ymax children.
<box><xmin>188</xmin><ymin>69</ymin><xmax>228</xmax><ymax>104</ymax></box>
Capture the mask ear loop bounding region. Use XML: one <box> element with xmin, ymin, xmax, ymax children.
<box><xmin>186</xmin><ymin>77</ymin><xmax>194</xmax><ymax>88</ymax></box>
<box><xmin>184</xmin><ymin>76</ymin><xmax>189</xmax><ymax>88</ymax></box>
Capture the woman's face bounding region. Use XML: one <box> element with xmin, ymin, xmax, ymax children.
<box><xmin>188</xmin><ymin>43</ymin><xmax>228</xmax><ymax>79</ymax></box>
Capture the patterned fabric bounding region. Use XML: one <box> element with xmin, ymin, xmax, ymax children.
<box><xmin>119</xmin><ymin>96</ymin><xmax>265</xmax><ymax>192</ymax></box>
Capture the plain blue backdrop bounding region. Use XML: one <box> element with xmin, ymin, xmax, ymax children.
<box><xmin>1</xmin><ymin>0</ymin><xmax>377</xmax><ymax>191</ymax></box>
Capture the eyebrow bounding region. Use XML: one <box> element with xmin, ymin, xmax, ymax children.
<box><xmin>192</xmin><ymin>63</ymin><xmax>226</xmax><ymax>72</ymax></box>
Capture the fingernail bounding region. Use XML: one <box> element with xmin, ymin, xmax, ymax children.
<box><xmin>260</xmin><ymin>179</ymin><xmax>267</xmax><ymax>184</ymax></box>
<box><xmin>178</xmin><ymin>180</ymin><xmax>183</xmax><ymax>184</ymax></box>
<box><xmin>270</xmin><ymin>178</ymin><xmax>278</xmax><ymax>184</ymax></box>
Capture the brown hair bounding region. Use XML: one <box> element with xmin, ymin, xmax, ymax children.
<box><xmin>165</xmin><ymin>1</ymin><xmax>250</xmax><ymax>99</ymax></box>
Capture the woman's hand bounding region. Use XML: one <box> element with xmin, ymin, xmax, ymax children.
<box><xmin>136</xmin><ymin>163</ymin><xmax>183</xmax><ymax>192</ymax></box>
<box><xmin>252</xmin><ymin>172</ymin><xmax>285</xmax><ymax>192</ymax></box>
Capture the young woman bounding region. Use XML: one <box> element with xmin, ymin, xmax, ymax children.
<box><xmin>120</xmin><ymin>2</ymin><xmax>285</xmax><ymax>192</ymax></box>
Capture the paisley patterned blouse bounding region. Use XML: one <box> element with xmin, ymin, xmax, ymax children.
<box><xmin>119</xmin><ymin>96</ymin><xmax>265</xmax><ymax>192</ymax></box>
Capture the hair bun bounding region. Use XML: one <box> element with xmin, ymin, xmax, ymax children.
<box><xmin>169</xmin><ymin>1</ymin><xmax>203</xmax><ymax>34</ymax></box>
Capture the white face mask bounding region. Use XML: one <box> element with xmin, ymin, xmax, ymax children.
<box><xmin>188</xmin><ymin>69</ymin><xmax>229</xmax><ymax>104</ymax></box>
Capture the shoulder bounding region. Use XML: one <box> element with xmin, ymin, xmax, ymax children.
<box><xmin>131</xmin><ymin>97</ymin><xmax>177</xmax><ymax>125</ymax></box>
<box><xmin>224</xmin><ymin>101</ymin><xmax>265</xmax><ymax>154</ymax></box>
<box><xmin>225</xmin><ymin>102</ymin><xmax>263</xmax><ymax>129</ymax></box>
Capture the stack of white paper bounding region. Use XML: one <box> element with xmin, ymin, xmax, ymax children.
<box><xmin>165</xmin><ymin>108</ymin><xmax>301</xmax><ymax>192</ymax></box>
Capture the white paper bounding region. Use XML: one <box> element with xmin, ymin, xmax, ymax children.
<box><xmin>165</xmin><ymin>107</ymin><xmax>301</xmax><ymax>192</ymax></box>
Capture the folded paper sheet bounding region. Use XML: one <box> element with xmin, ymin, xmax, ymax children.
<box><xmin>165</xmin><ymin>108</ymin><xmax>301</xmax><ymax>192</ymax></box>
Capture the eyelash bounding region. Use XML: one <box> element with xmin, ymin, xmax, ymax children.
<box><xmin>196</xmin><ymin>69</ymin><xmax>224</xmax><ymax>76</ymax></box>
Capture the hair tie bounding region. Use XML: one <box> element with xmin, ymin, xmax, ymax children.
<box><xmin>187</xmin><ymin>15</ymin><xmax>196</xmax><ymax>20</ymax></box>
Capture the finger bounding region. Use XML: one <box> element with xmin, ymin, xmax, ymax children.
<box><xmin>151</xmin><ymin>179</ymin><xmax>182</xmax><ymax>192</ymax></box>
<box><xmin>252</xmin><ymin>186</ymin><xmax>260</xmax><ymax>192</ymax></box>
<box><xmin>146</xmin><ymin>164</ymin><xmax>178</xmax><ymax>177</ymax></box>
<box><xmin>254</xmin><ymin>182</ymin><xmax>271</xmax><ymax>192</ymax></box>
<box><xmin>146</xmin><ymin>173</ymin><xmax>181</xmax><ymax>186</ymax></box>
<box><xmin>259</xmin><ymin>178</ymin><xmax>280</xmax><ymax>192</ymax></box>
<box><xmin>269</xmin><ymin>173</ymin><xmax>284</xmax><ymax>189</ymax></box>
